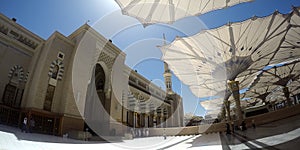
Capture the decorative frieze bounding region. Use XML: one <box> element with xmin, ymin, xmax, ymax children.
<box><xmin>24</xmin><ymin>72</ymin><xmax>29</xmax><ymax>82</ymax></box>
<box><xmin>98</xmin><ymin>52</ymin><xmax>115</xmax><ymax>69</ymax></box>
<box><xmin>0</xmin><ymin>22</ymin><xmax>39</xmax><ymax>49</ymax></box>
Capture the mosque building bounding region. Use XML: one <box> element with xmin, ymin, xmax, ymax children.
<box><xmin>0</xmin><ymin>13</ymin><xmax>183</xmax><ymax>136</ymax></box>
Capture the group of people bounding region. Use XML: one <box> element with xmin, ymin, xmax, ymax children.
<box><xmin>21</xmin><ymin>116</ymin><xmax>35</xmax><ymax>133</ymax></box>
<box><xmin>226</xmin><ymin>119</ymin><xmax>255</xmax><ymax>134</ymax></box>
<box><xmin>130</xmin><ymin>128</ymin><xmax>149</xmax><ymax>138</ymax></box>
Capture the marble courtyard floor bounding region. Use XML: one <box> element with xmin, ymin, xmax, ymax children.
<box><xmin>1</xmin><ymin>114</ymin><xmax>300</xmax><ymax>150</ymax></box>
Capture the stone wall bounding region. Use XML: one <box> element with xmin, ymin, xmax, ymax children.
<box><xmin>61</xmin><ymin>115</ymin><xmax>84</xmax><ymax>135</ymax></box>
<box><xmin>147</xmin><ymin>104</ymin><xmax>300</xmax><ymax>136</ymax></box>
<box><xmin>243</xmin><ymin>104</ymin><xmax>300</xmax><ymax>128</ymax></box>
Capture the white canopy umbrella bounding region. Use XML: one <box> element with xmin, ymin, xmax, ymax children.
<box><xmin>115</xmin><ymin>0</ymin><xmax>253</xmax><ymax>25</ymax></box>
<box><xmin>251</xmin><ymin>59</ymin><xmax>300</xmax><ymax>88</ymax></box>
<box><xmin>201</xmin><ymin>96</ymin><xmax>245</xmax><ymax>119</ymax></box>
<box><xmin>230</xmin><ymin>94</ymin><xmax>263</xmax><ymax>107</ymax></box>
<box><xmin>241</xmin><ymin>85</ymin><xmax>280</xmax><ymax>103</ymax></box>
<box><xmin>250</xmin><ymin>59</ymin><xmax>300</xmax><ymax>105</ymax></box>
<box><xmin>200</xmin><ymin>98</ymin><xmax>223</xmax><ymax>117</ymax></box>
<box><xmin>160</xmin><ymin>7</ymin><xmax>300</xmax><ymax>120</ymax></box>
<box><xmin>267</xmin><ymin>80</ymin><xmax>300</xmax><ymax>102</ymax></box>
<box><xmin>288</xmin><ymin>80</ymin><xmax>300</xmax><ymax>96</ymax></box>
<box><xmin>161</xmin><ymin>10</ymin><xmax>297</xmax><ymax>98</ymax></box>
<box><xmin>273</xmin><ymin>7</ymin><xmax>300</xmax><ymax>63</ymax></box>
<box><xmin>200</xmin><ymin>98</ymin><xmax>223</xmax><ymax>111</ymax></box>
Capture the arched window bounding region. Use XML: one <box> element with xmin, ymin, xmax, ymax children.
<box><xmin>95</xmin><ymin>64</ymin><xmax>106</xmax><ymax>91</ymax></box>
<box><xmin>8</xmin><ymin>65</ymin><xmax>24</xmax><ymax>84</ymax></box>
<box><xmin>44</xmin><ymin>85</ymin><xmax>55</xmax><ymax>111</ymax></box>
<box><xmin>48</xmin><ymin>59</ymin><xmax>64</xmax><ymax>80</ymax></box>
<box><xmin>94</xmin><ymin>64</ymin><xmax>107</xmax><ymax>109</ymax></box>
<box><xmin>51</xmin><ymin>65</ymin><xmax>59</xmax><ymax>79</ymax></box>
<box><xmin>3</xmin><ymin>65</ymin><xmax>25</xmax><ymax>107</ymax></box>
<box><xmin>166</xmin><ymin>82</ymin><xmax>171</xmax><ymax>89</ymax></box>
<box><xmin>44</xmin><ymin>60</ymin><xmax>64</xmax><ymax>111</ymax></box>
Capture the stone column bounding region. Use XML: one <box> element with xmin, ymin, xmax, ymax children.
<box><xmin>295</xmin><ymin>95</ymin><xmax>299</xmax><ymax>105</ymax></box>
<box><xmin>166</xmin><ymin>106</ymin><xmax>171</xmax><ymax>127</ymax></box>
<box><xmin>156</xmin><ymin>116</ymin><xmax>160</xmax><ymax>128</ymax></box>
<box><xmin>149</xmin><ymin>111</ymin><xmax>153</xmax><ymax>127</ymax></box>
<box><xmin>160</xmin><ymin>110</ymin><xmax>164</xmax><ymax>128</ymax></box>
<box><xmin>145</xmin><ymin>114</ymin><xmax>148</xmax><ymax>128</ymax></box>
<box><xmin>133</xmin><ymin>112</ymin><xmax>137</xmax><ymax>128</ymax></box>
<box><xmin>179</xmin><ymin>100</ymin><xmax>184</xmax><ymax>127</ymax></box>
<box><xmin>153</xmin><ymin>111</ymin><xmax>157</xmax><ymax>128</ymax></box>
<box><xmin>169</xmin><ymin>101</ymin><xmax>174</xmax><ymax>127</ymax></box>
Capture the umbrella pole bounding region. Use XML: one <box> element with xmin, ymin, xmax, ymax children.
<box><xmin>283</xmin><ymin>86</ymin><xmax>292</xmax><ymax>106</ymax></box>
<box><xmin>224</xmin><ymin>100</ymin><xmax>231</xmax><ymax>121</ymax></box>
<box><xmin>228</xmin><ymin>80</ymin><xmax>243</xmax><ymax>124</ymax></box>
<box><xmin>221</xmin><ymin>105</ymin><xmax>226</xmax><ymax>120</ymax></box>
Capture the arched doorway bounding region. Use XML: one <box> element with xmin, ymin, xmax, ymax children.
<box><xmin>95</xmin><ymin>64</ymin><xmax>106</xmax><ymax>110</ymax></box>
<box><xmin>84</xmin><ymin>63</ymin><xmax>111</xmax><ymax>136</ymax></box>
<box><xmin>2</xmin><ymin>65</ymin><xmax>25</xmax><ymax>108</ymax></box>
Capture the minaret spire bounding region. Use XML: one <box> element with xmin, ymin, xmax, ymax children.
<box><xmin>163</xmin><ymin>34</ymin><xmax>173</xmax><ymax>94</ymax></box>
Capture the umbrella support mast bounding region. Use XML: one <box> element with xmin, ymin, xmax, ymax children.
<box><xmin>224</xmin><ymin>100</ymin><xmax>231</xmax><ymax>121</ymax></box>
<box><xmin>228</xmin><ymin>80</ymin><xmax>243</xmax><ymax>123</ymax></box>
<box><xmin>283</xmin><ymin>86</ymin><xmax>292</xmax><ymax>106</ymax></box>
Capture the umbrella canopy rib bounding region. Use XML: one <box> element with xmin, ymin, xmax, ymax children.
<box><xmin>115</xmin><ymin>0</ymin><xmax>253</xmax><ymax>25</ymax></box>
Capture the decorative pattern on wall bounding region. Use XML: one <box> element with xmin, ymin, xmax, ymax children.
<box><xmin>48</xmin><ymin>59</ymin><xmax>64</xmax><ymax>80</ymax></box>
<box><xmin>24</xmin><ymin>72</ymin><xmax>29</xmax><ymax>82</ymax></box>
<box><xmin>98</xmin><ymin>52</ymin><xmax>115</xmax><ymax>70</ymax></box>
<box><xmin>8</xmin><ymin>65</ymin><xmax>25</xmax><ymax>82</ymax></box>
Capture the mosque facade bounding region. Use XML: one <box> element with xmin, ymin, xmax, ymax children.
<box><xmin>0</xmin><ymin>13</ymin><xmax>183</xmax><ymax>136</ymax></box>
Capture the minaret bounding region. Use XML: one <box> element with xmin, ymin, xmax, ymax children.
<box><xmin>163</xmin><ymin>34</ymin><xmax>173</xmax><ymax>94</ymax></box>
<box><xmin>164</xmin><ymin>62</ymin><xmax>173</xmax><ymax>94</ymax></box>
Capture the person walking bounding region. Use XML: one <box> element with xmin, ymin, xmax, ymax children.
<box><xmin>130</xmin><ymin>128</ymin><xmax>135</xmax><ymax>138</ymax></box>
<box><xmin>226</xmin><ymin>122</ymin><xmax>231</xmax><ymax>134</ymax></box>
<box><xmin>231</xmin><ymin>121</ymin><xmax>235</xmax><ymax>133</ymax></box>
<box><xmin>146</xmin><ymin>128</ymin><xmax>149</xmax><ymax>137</ymax></box>
<box><xmin>252</xmin><ymin>119</ymin><xmax>256</xmax><ymax>129</ymax></box>
<box><xmin>21</xmin><ymin>117</ymin><xmax>28</xmax><ymax>133</ymax></box>
<box><xmin>241</xmin><ymin>120</ymin><xmax>247</xmax><ymax>131</ymax></box>
<box><xmin>29</xmin><ymin>117</ymin><xmax>35</xmax><ymax>133</ymax></box>
<box><xmin>163</xmin><ymin>129</ymin><xmax>167</xmax><ymax>140</ymax></box>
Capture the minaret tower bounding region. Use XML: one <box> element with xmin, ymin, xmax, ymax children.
<box><xmin>163</xmin><ymin>34</ymin><xmax>173</xmax><ymax>94</ymax></box>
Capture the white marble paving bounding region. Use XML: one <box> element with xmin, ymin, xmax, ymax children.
<box><xmin>0</xmin><ymin>125</ymin><xmax>223</xmax><ymax>150</ymax></box>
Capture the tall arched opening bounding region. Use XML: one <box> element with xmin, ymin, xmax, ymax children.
<box><xmin>84</xmin><ymin>63</ymin><xmax>111</xmax><ymax>136</ymax></box>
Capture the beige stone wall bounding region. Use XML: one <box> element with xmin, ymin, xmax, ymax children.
<box><xmin>25</xmin><ymin>32</ymin><xmax>75</xmax><ymax>113</ymax></box>
<box><xmin>0</xmin><ymin>40</ymin><xmax>32</xmax><ymax>102</ymax></box>
<box><xmin>24</xmin><ymin>36</ymin><xmax>54</xmax><ymax>109</ymax></box>
<box><xmin>148</xmin><ymin>126</ymin><xmax>198</xmax><ymax>136</ymax></box>
<box><xmin>61</xmin><ymin>115</ymin><xmax>84</xmax><ymax>135</ymax></box>
<box><xmin>0</xmin><ymin>14</ymin><xmax>42</xmax><ymax>108</ymax></box>
<box><xmin>0</xmin><ymin>14</ymin><xmax>185</xmax><ymax>135</ymax></box>
<box><xmin>244</xmin><ymin>104</ymin><xmax>300</xmax><ymax>128</ymax></box>
<box><xmin>0</xmin><ymin>14</ymin><xmax>43</xmax><ymax>105</ymax></box>
<box><xmin>70</xmin><ymin>25</ymin><xmax>117</xmax><ymax>120</ymax></box>
<box><xmin>147</xmin><ymin>104</ymin><xmax>300</xmax><ymax>136</ymax></box>
<box><xmin>110</xmin><ymin>47</ymin><xmax>126</xmax><ymax>125</ymax></box>
<box><xmin>168</xmin><ymin>94</ymin><xmax>184</xmax><ymax>127</ymax></box>
<box><xmin>48</xmin><ymin>33</ymin><xmax>75</xmax><ymax>114</ymax></box>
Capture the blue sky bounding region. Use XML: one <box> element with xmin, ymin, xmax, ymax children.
<box><xmin>1</xmin><ymin>0</ymin><xmax>300</xmax><ymax>117</ymax></box>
